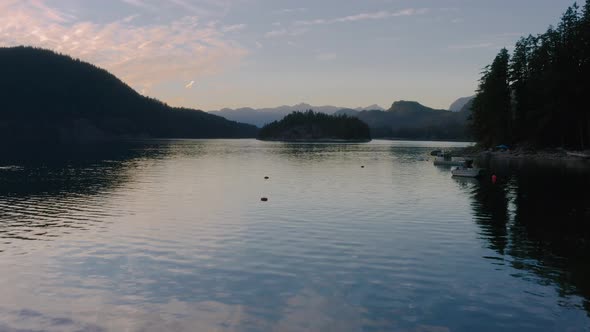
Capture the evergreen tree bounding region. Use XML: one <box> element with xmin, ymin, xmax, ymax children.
<box><xmin>509</xmin><ymin>36</ymin><xmax>535</xmax><ymax>142</ymax></box>
<box><xmin>471</xmin><ymin>49</ymin><xmax>512</xmax><ymax>147</ymax></box>
<box><xmin>473</xmin><ymin>2</ymin><xmax>590</xmax><ymax>149</ymax></box>
<box><xmin>556</xmin><ymin>4</ymin><xmax>582</xmax><ymax>147</ymax></box>
<box><xmin>580</xmin><ymin>0</ymin><xmax>590</xmax><ymax>147</ymax></box>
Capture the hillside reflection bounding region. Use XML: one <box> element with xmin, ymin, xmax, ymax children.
<box><xmin>460</xmin><ymin>162</ymin><xmax>590</xmax><ymax>314</ymax></box>
<box><xmin>0</xmin><ymin>141</ymin><xmax>170</xmax><ymax>244</ymax></box>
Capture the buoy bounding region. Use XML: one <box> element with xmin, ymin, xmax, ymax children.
<box><xmin>492</xmin><ymin>174</ymin><xmax>497</xmax><ymax>184</ymax></box>
<box><xmin>264</xmin><ymin>176</ymin><xmax>269</xmax><ymax>179</ymax></box>
<box><xmin>261</xmin><ymin>197</ymin><xmax>268</xmax><ymax>202</ymax></box>
<box><xmin>361</xmin><ymin>166</ymin><xmax>365</xmax><ymax>168</ymax></box>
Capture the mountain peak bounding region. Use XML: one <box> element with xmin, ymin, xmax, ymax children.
<box><xmin>356</xmin><ymin>104</ymin><xmax>385</xmax><ymax>111</ymax></box>
<box><xmin>449</xmin><ymin>96</ymin><xmax>475</xmax><ymax>112</ymax></box>
<box><xmin>389</xmin><ymin>100</ymin><xmax>431</xmax><ymax>113</ymax></box>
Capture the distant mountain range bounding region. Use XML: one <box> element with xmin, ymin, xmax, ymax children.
<box><xmin>209</xmin><ymin>97</ymin><xmax>474</xmax><ymax>129</ymax></box>
<box><xmin>333</xmin><ymin>100</ymin><xmax>471</xmax><ymax>140</ymax></box>
<box><xmin>209</xmin><ymin>97</ymin><xmax>474</xmax><ymax>140</ymax></box>
<box><xmin>0</xmin><ymin>47</ymin><xmax>257</xmax><ymax>143</ymax></box>
<box><xmin>210</xmin><ymin>103</ymin><xmax>385</xmax><ymax>127</ymax></box>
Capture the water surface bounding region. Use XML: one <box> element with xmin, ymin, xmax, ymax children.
<box><xmin>0</xmin><ymin>139</ymin><xmax>589</xmax><ymax>331</ymax></box>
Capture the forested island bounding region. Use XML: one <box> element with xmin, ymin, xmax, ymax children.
<box><xmin>258</xmin><ymin>110</ymin><xmax>371</xmax><ymax>142</ymax></box>
<box><xmin>471</xmin><ymin>1</ymin><xmax>590</xmax><ymax>150</ymax></box>
<box><xmin>0</xmin><ymin>47</ymin><xmax>258</xmax><ymax>143</ymax></box>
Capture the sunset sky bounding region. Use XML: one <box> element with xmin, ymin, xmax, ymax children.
<box><xmin>0</xmin><ymin>0</ymin><xmax>575</xmax><ymax>110</ymax></box>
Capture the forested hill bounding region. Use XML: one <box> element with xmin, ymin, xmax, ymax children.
<box><xmin>334</xmin><ymin>101</ymin><xmax>470</xmax><ymax>140</ymax></box>
<box><xmin>0</xmin><ymin>47</ymin><xmax>258</xmax><ymax>142</ymax></box>
<box><xmin>471</xmin><ymin>1</ymin><xmax>590</xmax><ymax>149</ymax></box>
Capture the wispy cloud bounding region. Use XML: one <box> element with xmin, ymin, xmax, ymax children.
<box><xmin>265</xmin><ymin>28</ymin><xmax>309</xmax><ymax>38</ymax></box>
<box><xmin>122</xmin><ymin>14</ymin><xmax>141</xmax><ymax>23</ymax></box>
<box><xmin>222</xmin><ymin>23</ymin><xmax>246</xmax><ymax>33</ymax></box>
<box><xmin>316</xmin><ymin>53</ymin><xmax>337</xmax><ymax>61</ymax></box>
<box><xmin>0</xmin><ymin>1</ymin><xmax>247</xmax><ymax>92</ymax></box>
<box><xmin>121</xmin><ymin>0</ymin><xmax>158</xmax><ymax>12</ymax></box>
<box><xmin>264</xmin><ymin>7</ymin><xmax>427</xmax><ymax>39</ymax></box>
<box><xmin>448</xmin><ymin>43</ymin><xmax>494</xmax><ymax>50</ymax></box>
<box><xmin>295</xmin><ymin>8</ymin><xmax>429</xmax><ymax>26</ymax></box>
<box><xmin>275</xmin><ymin>8</ymin><xmax>307</xmax><ymax>14</ymax></box>
<box><xmin>122</xmin><ymin>0</ymin><xmax>237</xmax><ymax>17</ymax></box>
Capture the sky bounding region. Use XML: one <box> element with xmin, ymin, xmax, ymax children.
<box><xmin>0</xmin><ymin>0</ymin><xmax>577</xmax><ymax>110</ymax></box>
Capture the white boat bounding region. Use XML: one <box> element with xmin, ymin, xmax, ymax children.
<box><xmin>433</xmin><ymin>152</ymin><xmax>468</xmax><ymax>166</ymax></box>
<box><xmin>451</xmin><ymin>166</ymin><xmax>482</xmax><ymax>178</ymax></box>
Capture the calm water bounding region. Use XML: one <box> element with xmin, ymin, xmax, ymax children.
<box><xmin>0</xmin><ymin>139</ymin><xmax>589</xmax><ymax>332</ymax></box>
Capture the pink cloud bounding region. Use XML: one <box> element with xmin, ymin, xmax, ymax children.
<box><xmin>0</xmin><ymin>0</ymin><xmax>247</xmax><ymax>93</ymax></box>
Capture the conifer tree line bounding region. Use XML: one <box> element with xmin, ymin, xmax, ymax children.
<box><xmin>258</xmin><ymin>110</ymin><xmax>371</xmax><ymax>140</ymax></box>
<box><xmin>471</xmin><ymin>1</ymin><xmax>590</xmax><ymax>149</ymax></box>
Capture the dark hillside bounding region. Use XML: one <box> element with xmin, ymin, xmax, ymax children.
<box><xmin>0</xmin><ymin>46</ymin><xmax>257</xmax><ymax>142</ymax></box>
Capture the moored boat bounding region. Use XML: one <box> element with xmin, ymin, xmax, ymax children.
<box><xmin>451</xmin><ymin>166</ymin><xmax>482</xmax><ymax>178</ymax></box>
<box><xmin>433</xmin><ymin>151</ymin><xmax>468</xmax><ymax>166</ymax></box>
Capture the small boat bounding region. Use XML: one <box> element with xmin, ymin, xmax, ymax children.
<box><xmin>451</xmin><ymin>159</ymin><xmax>482</xmax><ymax>177</ymax></box>
<box><xmin>433</xmin><ymin>151</ymin><xmax>468</xmax><ymax>166</ymax></box>
<box><xmin>451</xmin><ymin>166</ymin><xmax>482</xmax><ymax>178</ymax></box>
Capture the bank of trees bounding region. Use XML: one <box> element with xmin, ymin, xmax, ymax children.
<box><xmin>472</xmin><ymin>1</ymin><xmax>590</xmax><ymax>149</ymax></box>
<box><xmin>258</xmin><ymin>110</ymin><xmax>371</xmax><ymax>140</ymax></box>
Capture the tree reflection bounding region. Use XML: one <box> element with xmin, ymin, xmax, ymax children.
<box><xmin>465</xmin><ymin>161</ymin><xmax>590</xmax><ymax>314</ymax></box>
<box><xmin>0</xmin><ymin>141</ymin><xmax>170</xmax><ymax>244</ymax></box>
<box><xmin>464</xmin><ymin>176</ymin><xmax>510</xmax><ymax>255</ymax></box>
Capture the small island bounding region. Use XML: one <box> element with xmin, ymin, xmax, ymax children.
<box><xmin>258</xmin><ymin>110</ymin><xmax>371</xmax><ymax>142</ymax></box>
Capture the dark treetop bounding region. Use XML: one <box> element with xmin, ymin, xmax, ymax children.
<box><xmin>0</xmin><ymin>46</ymin><xmax>258</xmax><ymax>142</ymax></box>
<box><xmin>471</xmin><ymin>0</ymin><xmax>590</xmax><ymax>149</ymax></box>
<box><xmin>258</xmin><ymin>110</ymin><xmax>371</xmax><ymax>141</ymax></box>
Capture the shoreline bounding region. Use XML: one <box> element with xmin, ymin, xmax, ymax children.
<box><xmin>257</xmin><ymin>138</ymin><xmax>372</xmax><ymax>143</ymax></box>
<box><xmin>378</xmin><ymin>137</ymin><xmax>473</xmax><ymax>143</ymax></box>
<box><xmin>457</xmin><ymin>146</ymin><xmax>590</xmax><ymax>162</ymax></box>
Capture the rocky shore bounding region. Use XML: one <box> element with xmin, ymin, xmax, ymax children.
<box><xmin>457</xmin><ymin>146</ymin><xmax>590</xmax><ymax>162</ymax></box>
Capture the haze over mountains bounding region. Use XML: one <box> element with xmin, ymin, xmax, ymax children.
<box><xmin>210</xmin><ymin>98</ymin><xmax>473</xmax><ymax>140</ymax></box>
<box><xmin>210</xmin><ymin>98</ymin><xmax>472</xmax><ymax>128</ymax></box>
<box><xmin>210</xmin><ymin>103</ymin><xmax>386</xmax><ymax>127</ymax></box>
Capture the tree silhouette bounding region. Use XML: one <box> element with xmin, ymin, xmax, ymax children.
<box><xmin>258</xmin><ymin>110</ymin><xmax>371</xmax><ymax>141</ymax></box>
<box><xmin>471</xmin><ymin>1</ymin><xmax>590</xmax><ymax>149</ymax></box>
<box><xmin>471</xmin><ymin>49</ymin><xmax>512</xmax><ymax>147</ymax></box>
